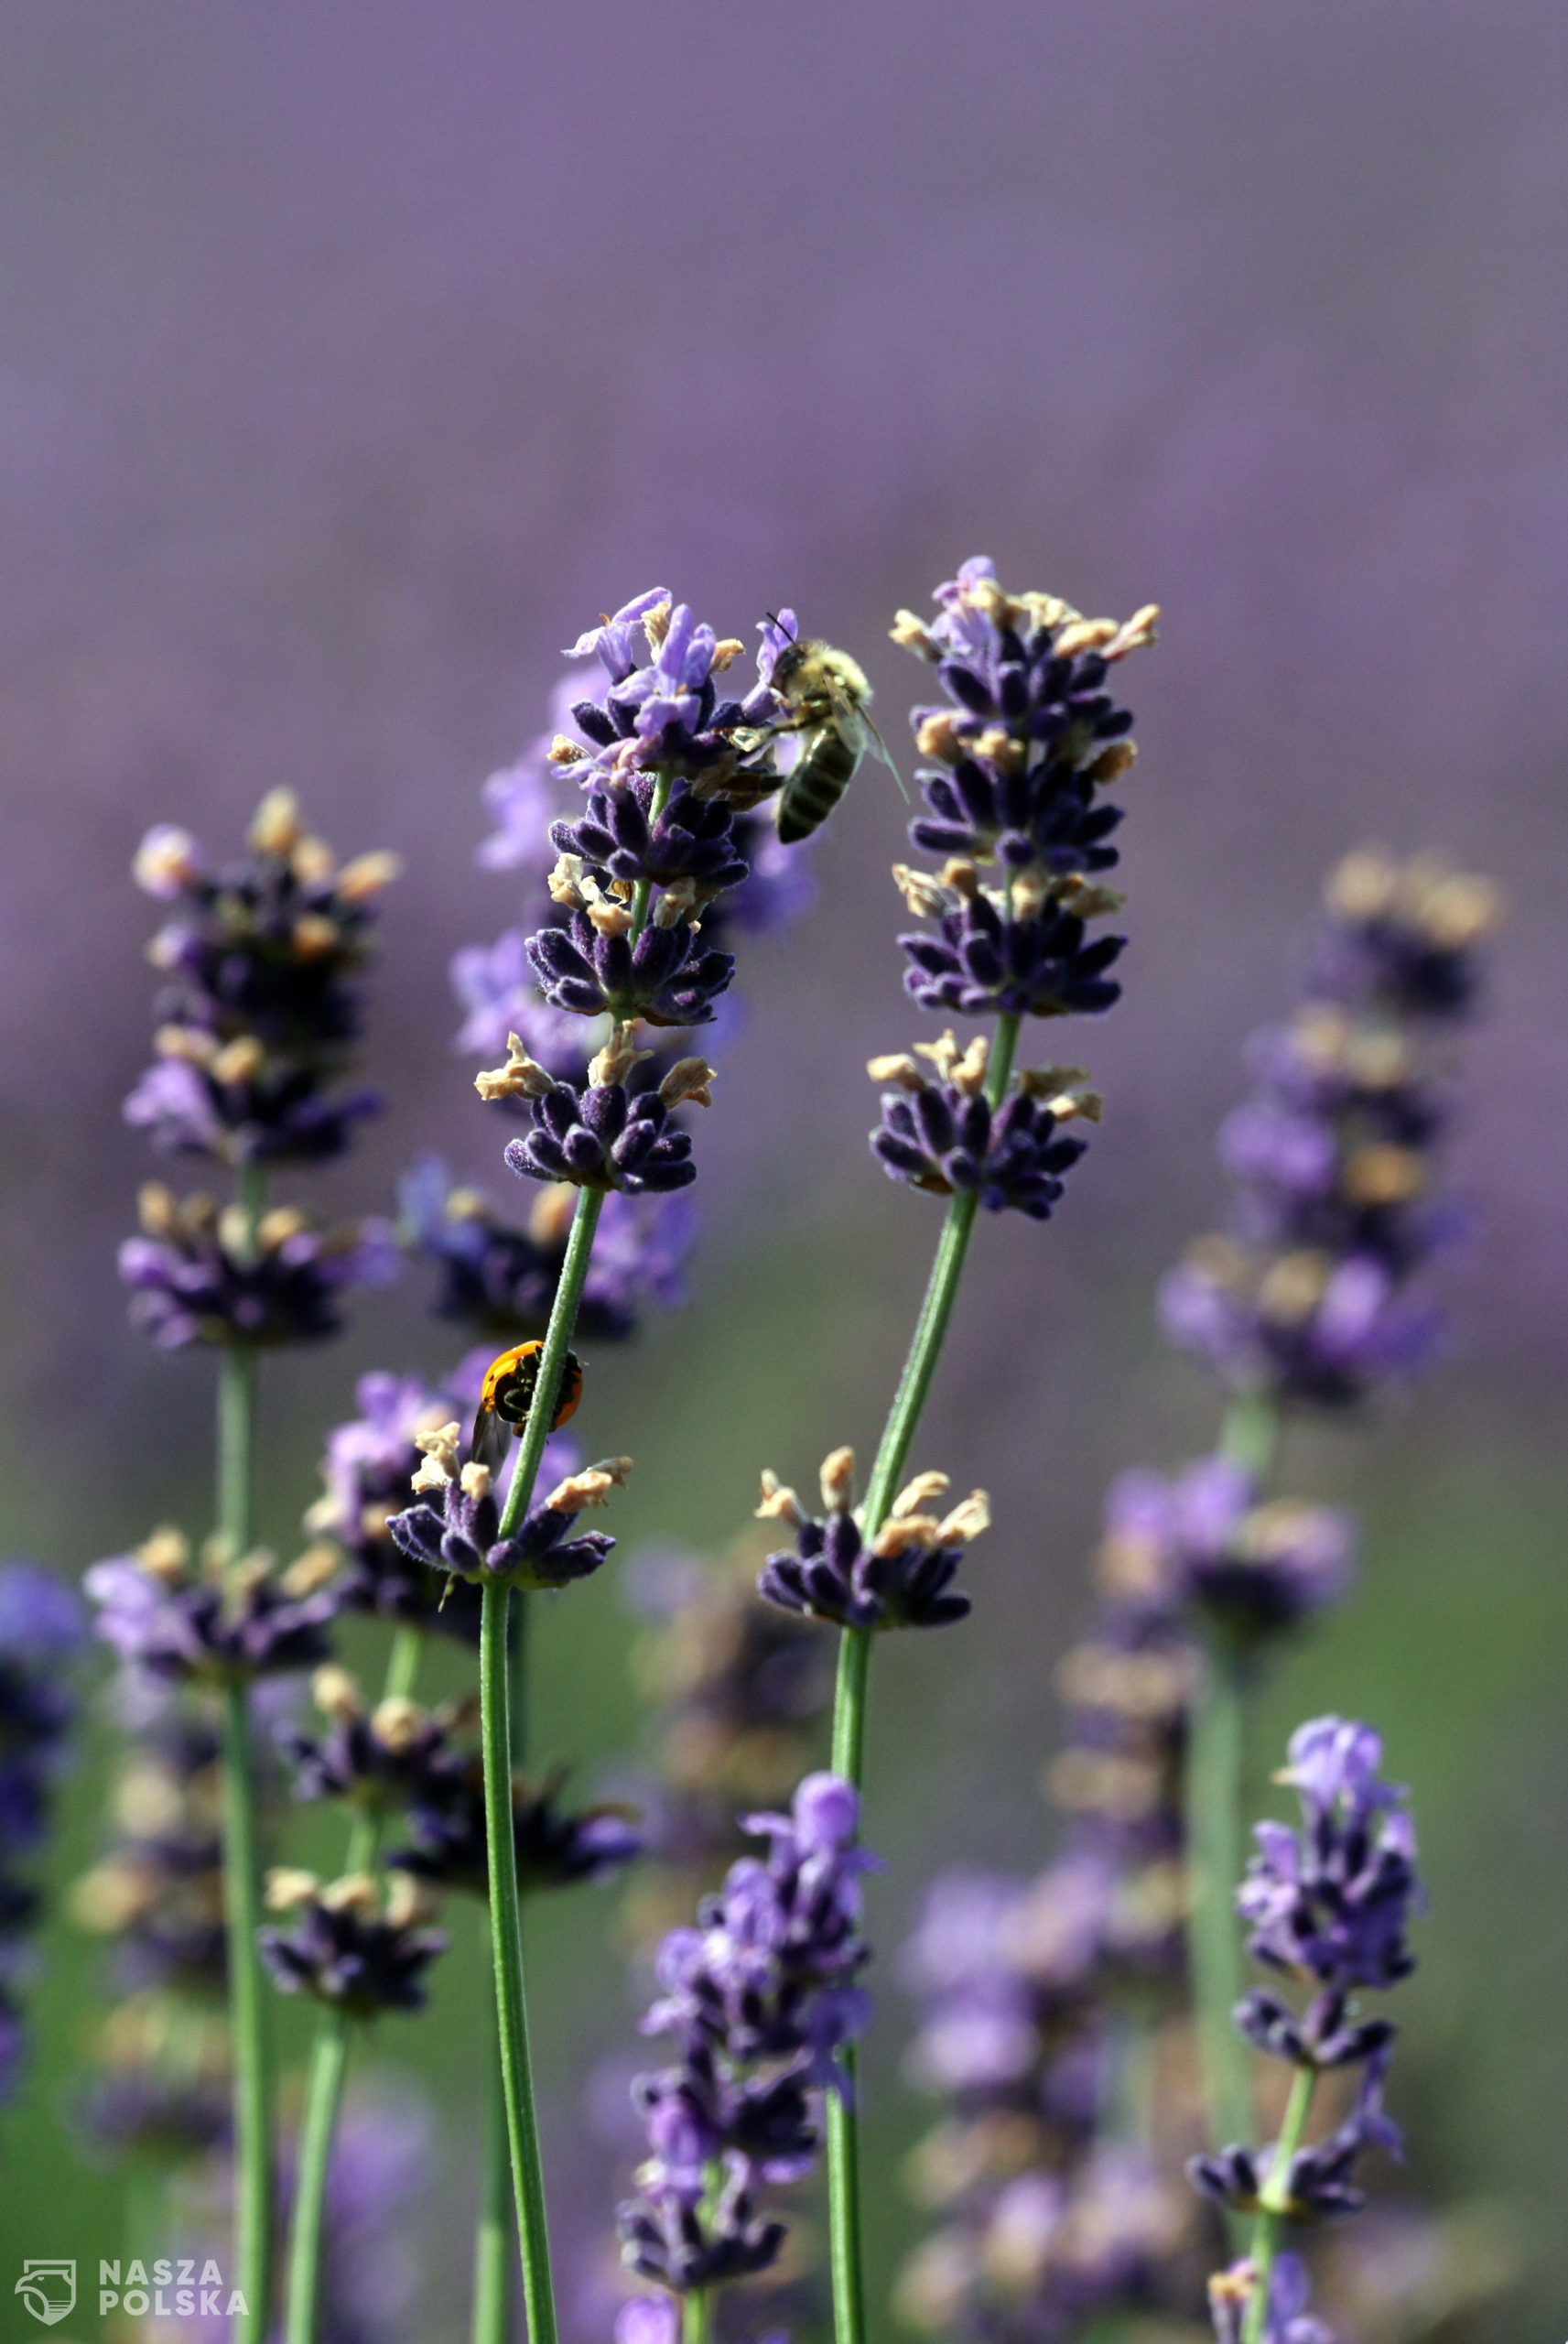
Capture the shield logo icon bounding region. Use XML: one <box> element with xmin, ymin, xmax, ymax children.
<box><xmin>14</xmin><ymin>2263</ymin><xmax>77</xmax><ymax>2326</ymax></box>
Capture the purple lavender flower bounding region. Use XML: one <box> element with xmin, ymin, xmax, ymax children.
<box><xmin>559</xmin><ymin>591</ymin><xmax>775</xmax><ymax>795</ymax></box>
<box><xmin>400</xmin><ymin>1155</ymin><xmax>692</xmax><ymax>1342</ymax></box>
<box><xmin>86</xmin><ymin>1529</ymin><xmax>339</xmax><ymax>1685</ymax></box>
<box><xmin>1160</xmin><ymin>849</ymin><xmax>1500</xmax><ymax>1408</ymax></box>
<box><xmin>1311</xmin><ymin>849</ymin><xmax>1500</xmax><ymax>1020</ymax></box>
<box><xmin>889</xmin><ymin>564</ymin><xmax>1156</xmax><ymax>1025</ymax></box>
<box><xmin>486</xmin><ymin>1036</ymin><xmax>712</xmax><ymax>1197</ymax></box>
<box><xmin>305</xmin><ymin>1371</ymin><xmax>486</xmax><ymax>1641</ymax></box>
<box><xmin>1238</xmin><ymin>1718</ymin><xmax>1418</xmax><ymax>1995</ymax></box>
<box><xmin>391</xmin><ymin>1760</ymin><xmax>642</xmax><ymax>1898</ymax></box>
<box><xmin>1104</xmin><ymin>1459</ymin><xmax>1356</xmax><ymax>1644</ymax></box>
<box><xmin>870</xmin><ymin>1034</ymin><xmax>1094</xmax><ymax>1216</ymax></box>
<box><xmin>386</xmin><ymin>1428</ymin><xmax>626</xmax><ymax>1591</ymax></box>
<box><xmin>901</xmin><ymin>880</ymin><xmax>1126</xmax><ymax>1021</ymax></box>
<box><xmin>127</xmin><ymin>791</ymin><xmax>397</xmax><ymax>1167</ymax></box>
<box><xmin>894</xmin><ymin>559</ymin><xmax>1151</xmax><ymax>876</ymax></box>
<box><xmin>0</xmin><ymin>1564</ymin><xmax>82</xmax><ymax>2098</ymax></box>
<box><xmin>551</xmin><ymin>776</ymin><xmax>751</xmax><ymax>896</ymax></box>
<box><xmin>277</xmin><ymin>1665</ymin><xmax>456</xmax><ymax>1811</ymax></box>
<box><xmin>527</xmin><ymin>906</ymin><xmax>735</xmax><ymax>1026</ymax></box>
<box><xmin>120</xmin><ymin>1183</ymin><xmax>398</xmax><ymax>1351</ymax></box>
<box><xmin>258</xmin><ymin>1872</ymin><xmax>447</xmax><ymax>2016</ymax></box>
<box><xmin>756</xmin><ymin>1449</ymin><xmax>989</xmax><ymax>1633</ymax></box>
<box><xmin>618</xmin><ymin>1773</ymin><xmax>874</xmax><ymax>2295</ymax></box>
<box><xmin>1188</xmin><ymin>1718</ymin><xmax>1416</xmax><ymax>2259</ymax></box>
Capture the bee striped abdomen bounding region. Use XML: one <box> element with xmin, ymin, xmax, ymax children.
<box><xmin>777</xmin><ymin>727</ymin><xmax>860</xmax><ymax>843</ymax></box>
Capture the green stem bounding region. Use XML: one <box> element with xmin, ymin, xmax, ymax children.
<box><xmin>216</xmin><ymin>1163</ymin><xmax>273</xmax><ymax>2344</ymax></box>
<box><xmin>825</xmin><ymin>1010</ymin><xmax>1022</xmax><ymax>2344</ymax></box>
<box><xmin>220</xmin><ymin>1671</ymin><xmax>274</xmax><ymax>2344</ymax></box>
<box><xmin>283</xmin><ymin>1627</ymin><xmax>426</xmax><ymax>2344</ymax></box>
<box><xmin>1184</xmin><ymin>1631</ymin><xmax>1253</xmax><ymax>2168</ymax></box>
<box><xmin>682</xmin><ymin>2290</ymin><xmax>713</xmax><ymax>2344</ymax></box>
<box><xmin>471</xmin><ymin>1996</ymin><xmax>516</xmax><ymax>2344</ymax></box>
<box><xmin>282</xmin><ymin>2009</ymin><xmax>351</xmax><ymax>2344</ymax></box>
<box><xmin>495</xmin><ymin>1189</ymin><xmax>607</xmax><ymax>1546</ymax></box>
<box><xmin>478</xmin><ymin>1599</ymin><xmax>526</xmax><ymax>2344</ymax></box>
<box><xmin>481</xmin><ymin>1579</ymin><xmax>557</xmax><ymax>2344</ymax></box>
<box><xmin>1240</xmin><ymin>2066</ymin><xmax>1317</xmax><ymax>2344</ymax></box>
<box><xmin>1184</xmin><ymin>1390</ymin><xmax>1281</xmax><ymax>2171</ymax></box>
<box><xmin>1218</xmin><ymin>1387</ymin><xmax>1281</xmax><ymax>1479</ymax></box>
<box><xmin>474</xmin><ymin>766</ymin><xmax>672</xmax><ymax>2344</ymax></box>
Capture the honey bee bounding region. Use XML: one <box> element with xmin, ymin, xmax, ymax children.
<box><xmin>758</xmin><ymin>618</ymin><xmax>899</xmax><ymax>843</ymax></box>
<box><xmin>470</xmin><ymin>1341</ymin><xmax>584</xmax><ymax>1473</ymax></box>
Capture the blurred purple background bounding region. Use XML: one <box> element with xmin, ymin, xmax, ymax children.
<box><xmin>3</xmin><ymin>4</ymin><xmax>1567</xmax><ymax>2332</ymax></box>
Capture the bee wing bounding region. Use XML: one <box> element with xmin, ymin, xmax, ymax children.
<box><xmin>469</xmin><ymin>1405</ymin><xmax>509</xmax><ymax>1475</ymax></box>
<box><xmin>815</xmin><ymin>671</ymin><xmax>903</xmax><ymax>792</ymax></box>
<box><xmin>860</xmin><ymin>707</ymin><xmax>905</xmax><ymax>792</ymax></box>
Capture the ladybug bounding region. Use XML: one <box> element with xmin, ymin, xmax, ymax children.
<box><xmin>470</xmin><ymin>1340</ymin><xmax>584</xmax><ymax>1472</ymax></box>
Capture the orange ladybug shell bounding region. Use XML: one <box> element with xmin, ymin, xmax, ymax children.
<box><xmin>470</xmin><ymin>1342</ymin><xmax>584</xmax><ymax>1472</ymax></box>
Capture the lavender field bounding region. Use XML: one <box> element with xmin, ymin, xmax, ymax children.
<box><xmin>1</xmin><ymin>10</ymin><xmax>1565</xmax><ymax>2344</ymax></box>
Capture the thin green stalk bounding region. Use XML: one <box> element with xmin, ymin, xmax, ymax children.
<box><xmin>1184</xmin><ymin>1389</ymin><xmax>1280</xmax><ymax>2170</ymax></box>
<box><xmin>1184</xmin><ymin>1630</ymin><xmax>1252</xmax><ymax>2169</ymax></box>
<box><xmin>481</xmin><ymin>1579</ymin><xmax>557</xmax><ymax>2344</ymax></box>
<box><xmin>283</xmin><ymin>1626</ymin><xmax>426</xmax><ymax>2344</ymax></box>
<box><xmin>682</xmin><ymin>2289</ymin><xmax>713</xmax><ymax>2344</ymax></box>
<box><xmin>824</xmin><ymin>1010</ymin><xmax>1022</xmax><ymax>2344</ymax></box>
<box><xmin>474</xmin><ymin>766</ymin><xmax>671</xmax><ymax>2343</ymax></box>
<box><xmin>220</xmin><ymin>1669</ymin><xmax>273</xmax><ymax>2344</ymax></box>
<box><xmin>216</xmin><ymin>1158</ymin><xmax>273</xmax><ymax>2344</ymax></box>
<box><xmin>1240</xmin><ymin>2065</ymin><xmax>1316</xmax><ymax>2344</ymax></box>
<box><xmin>282</xmin><ymin>2009</ymin><xmax>351</xmax><ymax>2344</ymax></box>
<box><xmin>476</xmin><ymin>1594</ymin><xmax>529</xmax><ymax>2344</ymax></box>
<box><xmin>471</xmin><ymin>2011</ymin><xmax>515</xmax><ymax>2344</ymax></box>
<box><xmin>1218</xmin><ymin>1387</ymin><xmax>1280</xmax><ymax>1480</ymax></box>
<box><xmin>496</xmin><ymin>1188</ymin><xmax>607</xmax><ymax>1545</ymax></box>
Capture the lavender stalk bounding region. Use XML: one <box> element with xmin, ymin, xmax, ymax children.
<box><xmin>1184</xmin><ymin>1392</ymin><xmax>1281</xmax><ymax>2180</ymax></box>
<box><xmin>451</xmin><ymin>591</ymin><xmax>798</xmax><ymax>2338</ymax></box>
<box><xmin>1162</xmin><ymin>852</ymin><xmax>1500</xmax><ymax>2157</ymax></box>
<box><xmin>1190</xmin><ymin>1718</ymin><xmax>1420</xmax><ymax>2344</ymax></box>
<box><xmin>759</xmin><ymin>559</ymin><xmax>1157</xmax><ymax>2344</ymax></box>
<box><xmin>101</xmin><ymin>795</ymin><xmax>402</xmax><ymax>2344</ymax></box>
<box><xmin>282</xmin><ymin>1622</ymin><xmax>423</xmax><ymax>2344</ymax></box>
<box><xmin>216</xmin><ymin>1173</ymin><xmax>274</xmax><ymax>2344</ymax></box>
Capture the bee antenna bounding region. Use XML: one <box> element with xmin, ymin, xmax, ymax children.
<box><xmin>764</xmin><ymin>610</ymin><xmax>798</xmax><ymax>642</ymax></box>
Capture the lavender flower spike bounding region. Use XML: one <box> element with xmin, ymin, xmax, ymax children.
<box><xmin>0</xmin><ymin>1565</ymin><xmax>82</xmax><ymax>2100</ymax></box>
<box><xmin>1238</xmin><ymin>1716</ymin><xmax>1418</xmax><ymax>1995</ymax></box>
<box><xmin>486</xmin><ymin>1032</ymin><xmax>713</xmax><ymax>1196</ymax></box>
<box><xmin>86</xmin><ymin>1526</ymin><xmax>339</xmax><ymax>1685</ymax></box>
<box><xmin>870</xmin><ymin>1029</ymin><xmax>1097</xmax><ymax>1217</ymax></box>
<box><xmin>386</xmin><ymin>1424</ymin><xmax>629</xmax><ymax>1591</ymax></box>
<box><xmin>756</xmin><ymin>1447</ymin><xmax>989</xmax><ymax>1631</ymax></box>
<box><xmin>618</xmin><ymin>1772</ymin><xmax>875</xmax><ymax>2297</ymax></box>
<box><xmin>258</xmin><ymin>1871</ymin><xmax>447</xmax><ymax>2017</ymax></box>
<box><xmin>1189</xmin><ymin>1716</ymin><xmax>1418</xmax><ymax>2336</ymax></box>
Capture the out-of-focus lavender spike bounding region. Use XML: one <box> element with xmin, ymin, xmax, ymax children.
<box><xmin>1161</xmin><ymin>847</ymin><xmax>1502</xmax><ymax>1408</ymax></box>
<box><xmin>125</xmin><ymin>788</ymin><xmax>398</xmax><ymax>1168</ymax></box>
<box><xmin>616</xmin><ymin>1774</ymin><xmax>873</xmax><ymax>2298</ymax></box>
<box><xmin>0</xmin><ymin>1564</ymin><xmax>83</xmax><ymax>2101</ymax></box>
